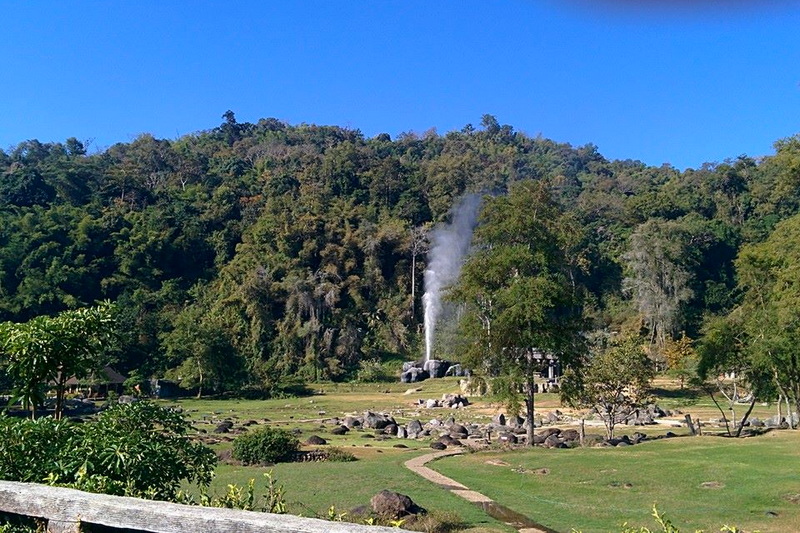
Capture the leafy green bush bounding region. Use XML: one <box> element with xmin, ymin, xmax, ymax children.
<box><xmin>0</xmin><ymin>401</ymin><xmax>216</xmax><ymax>502</ymax></box>
<box><xmin>232</xmin><ymin>426</ymin><xmax>299</xmax><ymax>465</ymax></box>
<box><xmin>0</xmin><ymin>416</ymin><xmax>77</xmax><ymax>483</ymax></box>
<box><xmin>354</xmin><ymin>359</ymin><xmax>395</xmax><ymax>383</ymax></box>
<box><xmin>77</xmin><ymin>401</ymin><xmax>217</xmax><ymax>499</ymax></box>
<box><xmin>325</xmin><ymin>447</ymin><xmax>357</xmax><ymax>462</ymax></box>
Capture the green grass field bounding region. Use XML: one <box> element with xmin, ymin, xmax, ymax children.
<box><xmin>210</xmin><ymin>450</ymin><xmax>513</xmax><ymax>532</ymax></box>
<box><xmin>166</xmin><ymin>379</ymin><xmax>800</xmax><ymax>532</ymax></box>
<box><xmin>432</xmin><ymin>431</ymin><xmax>800</xmax><ymax>532</ymax></box>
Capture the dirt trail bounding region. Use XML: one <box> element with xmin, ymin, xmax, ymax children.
<box><xmin>403</xmin><ymin>449</ymin><xmax>558</xmax><ymax>533</ymax></box>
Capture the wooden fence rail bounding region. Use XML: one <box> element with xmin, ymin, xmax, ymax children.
<box><xmin>0</xmin><ymin>481</ymin><xmax>404</xmax><ymax>533</ymax></box>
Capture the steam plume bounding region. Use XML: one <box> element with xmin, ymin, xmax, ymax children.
<box><xmin>423</xmin><ymin>194</ymin><xmax>482</xmax><ymax>362</ymax></box>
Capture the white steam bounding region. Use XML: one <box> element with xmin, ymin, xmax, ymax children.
<box><xmin>423</xmin><ymin>194</ymin><xmax>482</xmax><ymax>362</ymax></box>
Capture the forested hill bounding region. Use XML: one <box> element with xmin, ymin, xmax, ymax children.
<box><xmin>1</xmin><ymin>113</ymin><xmax>799</xmax><ymax>392</ymax></box>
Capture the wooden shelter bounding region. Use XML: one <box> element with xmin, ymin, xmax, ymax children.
<box><xmin>64</xmin><ymin>366</ymin><xmax>127</xmax><ymax>397</ymax></box>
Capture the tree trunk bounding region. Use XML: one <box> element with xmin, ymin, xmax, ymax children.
<box><xmin>704</xmin><ymin>386</ymin><xmax>731</xmax><ymax>435</ymax></box>
<box><xmin>196</xmin><ymin>360</ymin><xmax>204</xmax><ymax>399</ymax></box>
<box><xmin>794</xmin><ymin>394</ymin><xmax>800</xmax><ymax>430</ymax></box>
<box><xmin>55</xmin><ymin>374</ymin><xmax>66</xmax><ymax>421</ymax></box>
<box><xmin>604</xmin><ymin>405</ymin><xmax>615</xmax><ymax>440</ymax></box>
<box><xmin>524</xmin><ymin>375</ymin><xmax>535</xmax><ymax>447</ymax></box>
<box><xmin>734</xmin><ymin>398</ymin><xmax>757</xmax><ymax>438</ymax></box>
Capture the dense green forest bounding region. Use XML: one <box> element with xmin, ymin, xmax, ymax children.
<box><xmin>2</xmin><ymin>112</ymin><xmax>800</xmax><ymax>396</ymax></box>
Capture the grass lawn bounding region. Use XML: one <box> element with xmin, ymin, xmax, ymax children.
<box><xmin>208</xmin><ymin>448</ymin><xmax>513</xmax><ymax>533</ymax></box>
<box><xmin>431</xmin><ymin>431</ymin><xmax>800</xmax><ymax>533</ymax></box>
<box><xmin>171</xmin><ymin>379</ymin><xmax>514</xmax><ymax>531</ymax></box>
<box><xmin>166</xmin><ymin>378</ymin><xmax>800</xmax><ymax>532</ymax></box>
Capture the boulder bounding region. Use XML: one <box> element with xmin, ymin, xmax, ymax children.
<box><xmin>363</xmin><ymin>411</ymin><xmax>394</xmax><ymax>429</ymax></box>
<box><xmin>402</xmin><ymin>361</ymin><xmax>420</xmax><ymax>372</ymax></box>
<box><xmin>631</xmin><ymin>410</ymin><xmax>655</xmax><ymax>425</ymax></box>
<box><xmin>492</xmin><ymin>413</ymin><xmax>507</xmax><ymax>426</ymax></box>
<box><xmin>330</xmin><ymin>425</ymin><xmax>349</xmax><ymax>435</ymax></box>
<box><xmin>441</xmin><ymin>394</ymin><xmax>469</xmax><ymax>408</ymax></box>
<box><xmin>396</xmin><ymin>426</ymin><xmax>407</xmax><ymax>439</ymax></box>
<box><xmin>401</xmin><ymin>367</ymin><xmax>429</xmax><ymax>383</ymax></box>
<box><xmin>438</xmin><ymin>434</ymin><xmax>458</xmax><ymax>445</ymax></box>
<box><xmin>304</xmin><ymin>435</ymin><xmax>327</xmax><ymax>445</ymax></box>
<box><xmin>370</xmin><ymin>490</ymin><xmax>423</xmax><ymax>518</ymax></box>
<box><xmin>406</xmin><ymin>420</ymin><xmax>423</xmax><ymax>438</ymax></box>
<box><xmin>214</xmin><ymin>420</ymin><xmax>234</xmax><ymax>433</ymax></box>
<box><xmin>343</xmin><ymin>416</ymin><xmax>361</xmax><ymax>428</ymax></box>
<box><xmin>423</xmin><ymin>359</ymin><xmax>449</xmax><ymax>378</ymax></box>
<box><xmin>445</xmin><ymin>363</ymin><xmax>467</xmax><ymax>377</ymax></box>
<box><xmin>560</xmin><ymin>429</ymin><xmax>580</xmax><ymax>442</ymax></box>
<box><xmin>498</xmin><ymin>432</ymin><xmax>518</xmax><ymax>444</ymax></box>
<box><xmin>544</xmin><ymin>434</ymin><xmax>562</xmax><ymax>448</ymax></box>
<box><xmin>609</xmin><ymin>435</ymin><xmax>632</xmax><ymax>446</ymax></box>
<box><xmin>449</xmin><ymin>424</ymin><xmax>469</xmax><ymax>438</ymax></box>
<box><xmin>537</xmin><ymin>427</ymin><xmax>561</xmax><ymax>438</ymax></box>
<box><xmin>430</xmin><ymin>441</ymin><xmax>447</xmax><ymax>450</ymax></box>
<box><xmin>765</xmin><ymin>415</ymin><xmax>785</xmax><ymax>428</ymax></box>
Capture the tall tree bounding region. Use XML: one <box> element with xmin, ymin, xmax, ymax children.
<box><xmin>450</xmin><ymin>182</ymin><xmax>587</xmax><ymax>446</ymax></box>
<box><xmin>732</xmin><ymin>213</ymin><xmax>800</xmax><ymax>427</ymax></box>
<box><xmin>696</xmin><ymin>313</ymin><xmax>764</xmax><ymax>436</ymax></box>
<box><xmin>623</xmin><ymin>219</ymin><xmax>693</xmax><ymax>361</ymax></box>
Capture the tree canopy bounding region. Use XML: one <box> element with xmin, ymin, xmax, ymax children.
<box><xmin>0</xmin><ymin>114</ymin><xmax>799</xmax><ymax>400</ymax></box>
<box><xmin>450</xmin><ymin>181</ymin><xmax>588</xmax><ymax>445</ymax></box>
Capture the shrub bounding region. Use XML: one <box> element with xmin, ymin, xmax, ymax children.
<box><xmin>0</xmin><ymin>416</ymin><xmax>77</xmax><ymax>483</ymax></box>
<box><xmin>232</xmin><ymin>426</ymin><xmax>299</xmax><ymax>465</ymax></box>
<box><xmin>0</xmin><ymin>402</ymin><xmax>216</xmax><ymax>502</ymax></box>
<box><xmin>355</xmin><ymin>360</ymin><xmax>394</xmax><ymax>383</ymax></box>
<box><xmin>325</xmin><ymin>447</ymin><xmax>357</xmax><ymax>462</ymax></box>
<box><xmin>77</xmin><ymin>401</ymin><xmax>217</xmax><ymax>499</ymax></box>
<box><xmin>405</xmin><ymin>510</ymin><xmax>465</xmax><ymax>533</ymax></box>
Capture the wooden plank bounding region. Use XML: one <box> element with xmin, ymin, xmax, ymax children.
<box><xmin>0</xmin><ymin>481</ymin><xmax>404</xmax><ymax>533</ymax></box>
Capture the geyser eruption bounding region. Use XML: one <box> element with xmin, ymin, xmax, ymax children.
<box><xmin>423</xmin><ymin>194</ymin><xmax>482</xmax><ymax>362</ymax></box>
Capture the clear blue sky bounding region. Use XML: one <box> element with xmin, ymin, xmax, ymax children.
<box><xmin>1</xmin><ymin>1</ymin><xmax>798</xmax><ymax>170</ymax></box>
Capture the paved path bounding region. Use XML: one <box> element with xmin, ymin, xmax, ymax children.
<box><xmin>403</xmin><ymin>449</ymin><xmax>557</xmax><ymax>533</ymax></box>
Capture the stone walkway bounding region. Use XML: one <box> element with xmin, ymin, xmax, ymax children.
<box><xmin>403</xmin><ymin>449</ymin><xmax>557</xmax><ymax>533</ymax></box>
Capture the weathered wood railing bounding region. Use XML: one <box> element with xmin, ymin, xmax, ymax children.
<box><xmin>0</xmin><ymin>481</ymin><xmax>404</xmax><ymax>533</ymax></box>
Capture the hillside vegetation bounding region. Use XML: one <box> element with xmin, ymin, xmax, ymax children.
<box><xmin>2</xmin><ymin>113</ymin><xmax>800</xmax><ymax>397</ymax></box>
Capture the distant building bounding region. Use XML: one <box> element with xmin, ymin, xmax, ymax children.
<box><xmin>64</xmin><ymin>366</ymin><xmax>127</xmax><ymax>397</ymax></box>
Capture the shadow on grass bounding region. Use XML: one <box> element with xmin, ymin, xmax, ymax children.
<box><xmin>649</xmin><ymin>386</ymin><xmax>702</xmax><ymax>400</ymax></box>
